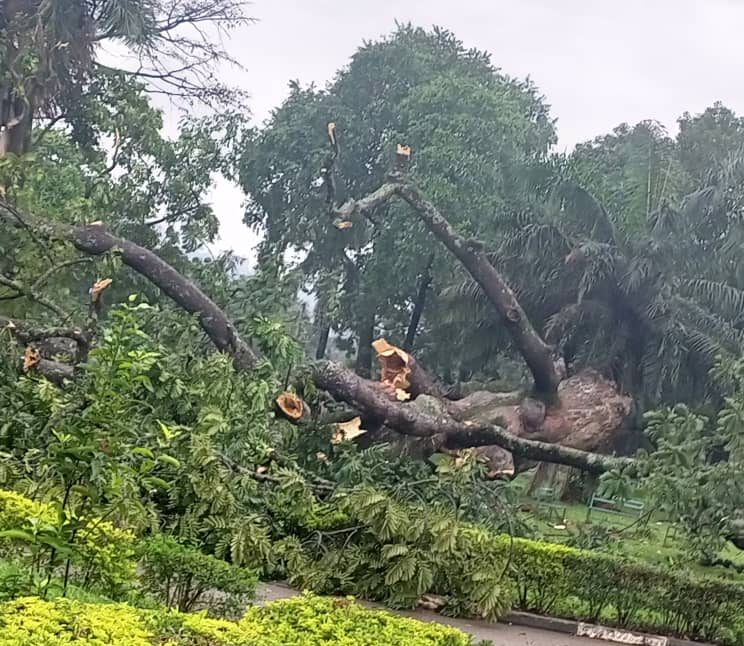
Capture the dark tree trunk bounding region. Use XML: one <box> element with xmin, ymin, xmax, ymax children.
<box><xmin>315</xmin><ymin>323</ymin><xmax>330</xmax><ymax>360</ymax></box>
<box><xmin>403</xmin><ymin>253</ymin><xmax>434</xmax><ymax>352</ymax></box>
<box><xmin>355</xmin><ymin>314</ymin><xmax>375</xmax><ymax>378</ymax></box>
<box><xmin>0</xmin><ymin>94</ymin><xmax>32</xmax><ymax>158</ymax></box>
<box><xmin>313</xmin><ymin>295</ymin><xmax>331</xmax><ymax>359</ymax></box>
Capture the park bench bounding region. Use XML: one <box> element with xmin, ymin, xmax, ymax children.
<box><xmin>585</xmin><ymin>490</ymin><xmax>645</xmax><ymax>521</ymax></box>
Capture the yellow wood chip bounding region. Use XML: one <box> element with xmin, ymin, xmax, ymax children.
<box><xmin>91</xmin><ymin>278</ymin><xmax>113</xmax><ymax>303</ymax></box>
<box><xmin>332</xmin><ymin>416</ymin><xmax>367</xmax><ymax>444</ymax></box>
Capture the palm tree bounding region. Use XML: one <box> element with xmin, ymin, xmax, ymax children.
<box><xmin>437</xmin><ymin>167</ymin><xmax>744</xmax><ymax>410</ymax></box>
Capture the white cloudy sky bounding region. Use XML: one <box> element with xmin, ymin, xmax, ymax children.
<box><xmin>159</xmin><ymin>0</ymin><xmax>744</xmax><ymax>261</ymax></box>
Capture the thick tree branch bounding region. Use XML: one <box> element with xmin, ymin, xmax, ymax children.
<box><xmin>395</xmin><ymin>181</ymin><xmax>560</xmax><ymax>397</ymax></box>
<box><xmin>322</xmin><ymin>173</ymin><xmax>560</xmax><ymax>397</ymax></box>
<box><xmin>29</xmin><ymin>359</ymin><xmax>75</xmax><ymax>385</ymax></box>
<box><xmin>318</xmin><ymin>130</ymin><xmax>558</xmax><ymax>396</ymax></box>
<box><xmin>0</xmin><ymin>200</ymin><xmax>258</xmax><ymax>371</ymax></box>
<box><xmin>0</xmin><ymin>316</ymin><xmax>90</xmax><ymax>350</ymax></box>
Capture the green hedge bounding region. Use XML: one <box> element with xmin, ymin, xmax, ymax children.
<box><xmin>138</xmin><ymin>535</ymin><xmax>258</xmax><ymax>615</ymax></box>
<box><xmin>467</xmin><ymin>529</ymin><xmax>744</xmax><ymax>644</ymax></box>
<box><xmin>285</xmin><ymin>493</ymin><xmax>744</xmax><ymax>644</ymax></box>
<box><xmin>0</xmin><ymin>593</ymin><xmax>486</xmax><ymax>645</ymax></box>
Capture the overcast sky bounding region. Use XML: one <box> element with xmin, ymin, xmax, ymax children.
<box><xmin>183</xmin><ymin>0</ymin><xmax>744</xmax><ymax>261</ymax></box>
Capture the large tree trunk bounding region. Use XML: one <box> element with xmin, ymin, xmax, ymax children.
<box><xmin>314</xmin><ymin>359</ymin><xmax>630</xmax><ymax>474</ymax></box>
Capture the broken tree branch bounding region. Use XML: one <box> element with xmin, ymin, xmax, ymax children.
<box><xmin>331</xmin><ymin>177</ymin><xmax>560</xmax><ymax>396</ymax></box>
<box><xmin>0</xmin><ymin>316</ymin><xmax>90</xmax><ymax>350</ymax></box>
<box><xmin>395</xmin><ymin>181</ymin><xmax>561</xmax><ymax>398</ymax></box>
<box><xmin>0</xmin><ymin>199</ymin><xmax>258</xmax><ymax>371</ymax></box>
<box><xmin>318</xmin><ymin>130</ymin><xmax>559</xmax><ymax>397</ymax></box>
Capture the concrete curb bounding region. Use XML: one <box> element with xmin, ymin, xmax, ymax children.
<box><xmin>504</xmin><ymin>611</ymin><xmax>708</xmax><ymax>646</ymax></box>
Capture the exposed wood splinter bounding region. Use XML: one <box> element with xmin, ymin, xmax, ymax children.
<box><xmin>372</xmin><ymin>338</ymin><xmax>413</xmax><ymax>401</ymax></box>
<box><xmin>22</xmin><ymin>346</ymin><xmax>41</xmax><ymax>373</ymax></box>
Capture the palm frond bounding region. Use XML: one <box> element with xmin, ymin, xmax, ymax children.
<box><xmin>680</xmin><ymin>279</ymin><xmax>744</xmax><ymax>321</ymax></box>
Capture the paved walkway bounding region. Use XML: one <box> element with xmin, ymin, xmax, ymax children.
<box><xmin>257</xmin><ymin>583</ymin><xmax>597</xmax><ymax>646</ymax></box>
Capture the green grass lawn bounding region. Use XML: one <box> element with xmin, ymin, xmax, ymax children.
<box><xmin>511</xmin><ymin>473</ymin><xmax>744</xmax><ymax>581</ymax></box>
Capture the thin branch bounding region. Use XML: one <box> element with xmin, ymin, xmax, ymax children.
<box><xmin>31</xmin><ymin>257</ymin><xmax>93</xmax><ymax>292</ymax></box>
<box><xmin>0</xmin><ymin>275</ymin><xmax>69</xmax><ymax>319</ymax></box>
<box><xmin>0</xmin><ymin>201</ymin><xmax>56</xmax><ymax>265</ymax></box>
<box><xmin>32</xmin><ymin>113</ymin><xmax>67</xmax><ymax>146</ymax></box>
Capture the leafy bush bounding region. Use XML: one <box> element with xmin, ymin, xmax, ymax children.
<box><xmin>138</xmin><ymin>535</ymin><xmax>258</xmax><ymax>616</ymax></box>
<box><xmin>0</xmin><ymin>489</ymin><xmax>136</xmax><ymax>596</ymax></box>
<box><xmin>0</xmin><ymin>593</ymin><xmax>485</xmax><ymax>645</ymax></box>
<box><xmin>279</xmin><ymin>487</ymin><xmax>516</xmax><ymax>620</ymax></box>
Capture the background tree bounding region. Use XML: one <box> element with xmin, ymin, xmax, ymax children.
<box><xmin>0</xmin><ymin>0</ymin><xmax>250</xmax><ymax>157</ymax></box>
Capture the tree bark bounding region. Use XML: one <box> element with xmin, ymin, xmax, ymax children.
<box><xmin>313</xmin><ymin>360</ymin><xmax>628</xmax><ymax>474</ymax></box>
<box><xmin>315</xmin><ymin>323</ymin><xmax>330</xmax><ymax>360</ymax></box>
<box><xmin>314</xmin><ymin>295</ymin><xmax>330</xmax><ymax>359</ymax></box>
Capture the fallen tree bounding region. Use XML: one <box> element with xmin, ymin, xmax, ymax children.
<box><xmin>0</xmin><ymin>132</ymin><xmax>635</xmax><ymax>476</ymax></box>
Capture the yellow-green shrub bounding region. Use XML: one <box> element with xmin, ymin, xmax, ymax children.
<box><xmin>0</xmin><ymin>490</ymin><xmax>55</xmax><ymax>532</ymax></box>
<box><xmin>0</xmin><ymin>593</ymin><xmax>483</xmax><ymax>645</ymax></box>
<box><xmin>0</xmin><ymin>489</ymin><xmax>136</xmax><ymax>595</ymax></box>
<box><xmin>0</xmin><ymin>597</ymin><xmax>152</xmax><ymax>646</ymax></box>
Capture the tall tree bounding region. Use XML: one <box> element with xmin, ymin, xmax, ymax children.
<box><xmin>239</xmin><ymin>25</ymin><xmax>555</xmax><ymax>374</ymax></box>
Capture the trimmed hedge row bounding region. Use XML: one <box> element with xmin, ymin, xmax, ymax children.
<box><xmin>290</xmin><ymin>495</ymin><xmax>744</xmax><ymax>644</ymax></box>
<box><xmin>0</xmin><ymin>593</ymin><xmax>485</xmax><ymax>645</ymax></box>
<box><xmin>475</xmin><ymin>530</ymin><xmax>744</xmax><ymax>644</ymax></box>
